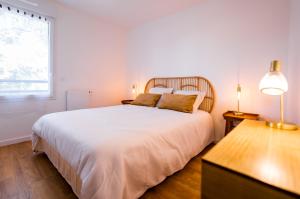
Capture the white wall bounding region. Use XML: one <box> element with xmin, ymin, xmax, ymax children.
<box><xmin>127</xmin><ymin>0</ymin><xmax>291</xmax><ymax>140</ymax></box>
<box><xmin>288</xmin><ymin>0</ymin><xmax>300</xmax><ymax>124</ymax></box>
<box><xmin>1</xmin><ymin>0</ymin><xmax>298</xmax><ymax>145</ymax></box>
<box><xmin>0</xmin><ymin>0</ymin><xmax>128</xmax><ymax>145</ymax></box>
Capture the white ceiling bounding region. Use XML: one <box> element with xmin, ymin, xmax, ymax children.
<box><xmin>55</xmin><ymin>0</ymin><xmax>202</xmax><ymax>27</ymax></box>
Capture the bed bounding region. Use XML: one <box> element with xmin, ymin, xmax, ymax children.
<box><xmin>32</xmin><ymin>76</ymin><xmax>215</xmax><ymax>199</ymax></box>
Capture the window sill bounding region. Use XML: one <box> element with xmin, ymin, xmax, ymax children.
<box><xmin>0</xmin><ymin>95</ymin><xmax>56</xmax><ymax>103</ymax></box>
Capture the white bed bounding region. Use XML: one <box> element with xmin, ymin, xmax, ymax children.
<box><xmin>32</xmin><ymin>105</ymin><xmax>214</xmax><ymax>199</ymax></box>
<box><xmin>32</xmin><ymin>76</ymin><xmax>216</xmax><ymax>199</ymax></box>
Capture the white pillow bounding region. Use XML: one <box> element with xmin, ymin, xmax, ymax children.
<box><xmin>174</xmin><ymin>90</ymin><xmax>206</xmax><ymax>113</ymax></box>
<box><xmin>149</xmin><ymin>87</ymin><xmax>174</xmax><ymax>94</ymax></box>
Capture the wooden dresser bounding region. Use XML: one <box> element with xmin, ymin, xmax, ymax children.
<box><xmin>202</xmin><ymin>120</ymin><xmax>300</xmax><ymax>199</ymax></box>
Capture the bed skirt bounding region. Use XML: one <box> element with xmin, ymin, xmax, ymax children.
<box><xmin>32</xmin><ymin>135</ymin><xmax>82</xmax><ymax>197</ymax></box>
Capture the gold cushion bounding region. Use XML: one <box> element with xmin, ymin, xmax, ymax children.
<box><xmin>157</xmin><ymin>94</ymin><xmax>197</xmax><ymax>113</ymax></box>
<box><xmin>131</xmin><ymin>93</ymin><xmax>162</xmax><ymax>107</ymax></box>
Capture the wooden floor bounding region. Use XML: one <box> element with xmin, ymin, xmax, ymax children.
<box><xmin>0</xmin><ymin>141</ymin><xmax>213</xmax><ymax>199</ymax></box>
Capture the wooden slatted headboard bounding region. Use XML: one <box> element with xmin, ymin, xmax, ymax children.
<box><xmin>144</xmin><ymin>76</ymin><xmax>215</xmax><ymax>113</ymax></box>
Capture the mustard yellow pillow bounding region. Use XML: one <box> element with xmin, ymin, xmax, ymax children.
<box><xmin>157</xmin><ymin>93</ymin><xmax>197</xmax><ymax>113</ymax></box>
<box><xmin>131</xmin><ymin>93</ymin><xmax>161</xmax><ymax>107</ymax></box>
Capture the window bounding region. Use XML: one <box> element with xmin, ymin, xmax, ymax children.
<box><xmin>0</xmin><ymin>3</ymin><xmax>53</xmax><ymax>98</ymax></box>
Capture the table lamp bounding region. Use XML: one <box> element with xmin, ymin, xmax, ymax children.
<box><xmin>234</xmin><ymin>84</ymin><xmax>244</xmax><ymax>115</ymax></box>
<box><xmin>259</xmin><ymin>60</ymin><xmax>298</xmax><ymax>130</ymax></box>
<box><xmin>132</xmin><ymin>84</ymin><xmax>137</xmax><ymax>99</ymax></box>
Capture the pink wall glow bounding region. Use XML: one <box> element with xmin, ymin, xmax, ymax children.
<box><xmin>127</xmin><ymin>0</ymin><xmax>292</xmax><ymax>140</ymax></box>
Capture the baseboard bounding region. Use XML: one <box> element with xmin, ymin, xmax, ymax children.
<box><xmin>0</xmin><ymin>135</ymin><xmax>31</xmax><ymax>147</ymax></box>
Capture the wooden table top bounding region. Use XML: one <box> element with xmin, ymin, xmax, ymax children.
<box><xmin>223</xmin><ymin>111</ymin><xmax>259</xmax><ymax>120</ymax></box>
<box><xmin>203</xmin><ymin>120</ymin><xmax>300</xmax><ymax>196</ymax></box>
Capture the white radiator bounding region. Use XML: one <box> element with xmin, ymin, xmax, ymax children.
<box><xmin>66</xmin><ymin>90</ymin><xmax>92</xmax><ymax>111</ymax></box>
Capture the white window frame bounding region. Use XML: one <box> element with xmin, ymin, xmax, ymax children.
<box><xmin>0</xmin><ymin>3</ymin><xmax>55</xmax><ymax>102</ymax></box>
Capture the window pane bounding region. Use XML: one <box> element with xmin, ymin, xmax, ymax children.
<box><xmin>0</xmin><ymin>82</ymin><xmax>48</xmax><ymax>92</ymax></box>
<box><xmin>0</xmin><ymin>7</ymin><xmax>51</xmax><ymax>96</ymax></box>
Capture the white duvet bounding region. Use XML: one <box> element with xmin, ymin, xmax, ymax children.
<box><xmin>32</xmin><ymin>105</ymin><xmax>214</xmax><ymax>199</ymax></box>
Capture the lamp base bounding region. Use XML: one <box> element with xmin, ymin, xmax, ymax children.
<box><xmin>265</xmin><ymin>121</ymin><xmax>298</xmax><ymax>131</ymax></box>
<box><xmin>234</xmin><ymin>111</ymin><xmax>244</xmax><ymax>116</ymax></box>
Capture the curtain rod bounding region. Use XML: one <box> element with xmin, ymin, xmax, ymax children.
<box><xmin>0</xmin><ymin>1</ymin><xmax>54</xmax><ymax>20</ymax></box>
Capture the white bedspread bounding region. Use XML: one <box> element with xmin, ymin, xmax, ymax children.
<box><xmin>32</xmin><ymin>105</ymin><xmax>214</xmax><ymax>199</ymax></box>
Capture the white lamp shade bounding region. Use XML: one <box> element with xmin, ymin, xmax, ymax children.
<box><xmin>259</xmin><ymin>71</ymin><xmax>288</xmax><ymax>95</ymax></box>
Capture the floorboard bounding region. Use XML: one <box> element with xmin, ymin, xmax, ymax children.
<box><xmin>0</xmin><ymin>141</ymin><xmax>213</xmax><ymax>199</ymax></box>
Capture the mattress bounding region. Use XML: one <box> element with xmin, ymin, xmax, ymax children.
<box><xmin>32</xmin><ymin>105</ymin><xmax>214</xmax><ymax>199</ymax></box>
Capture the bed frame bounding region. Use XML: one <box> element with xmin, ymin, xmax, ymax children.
<box><xmin>144</xmin><ymin>76</ymin><xmax>215</xmax><ymax>113</ymax></box>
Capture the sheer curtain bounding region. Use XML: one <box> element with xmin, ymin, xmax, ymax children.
<box><xmin>0</xmin><ymin>3</ymin><xmax>52</xmax><ymax>97</ymax></box>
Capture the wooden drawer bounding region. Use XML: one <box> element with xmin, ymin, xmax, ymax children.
<box><xmin>202</xmin><ymin>161</ymin><xmax>298</xmax><ymax>199</ymax></box>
